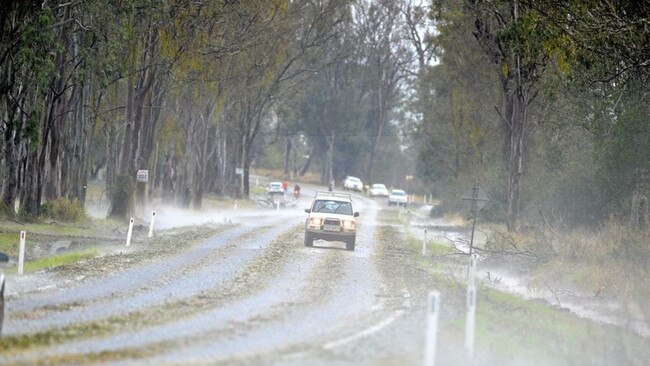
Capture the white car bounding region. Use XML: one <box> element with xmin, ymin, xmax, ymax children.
<box><xmin>388</xmin><ymin>189</ymin><xmax>408</xmax><ymax>206</ymax></box>
<box><xmin>304</xmin><ymin>191</ymin><xmax>359</xmax><ymax>251</ymax></box>
<box><xmin>343</xmin><ymin>176</ymin><xmax>363</xmax><ymax>192</ymax></box>
<box><xmin>266</xmin><ymin>182</ymin><xmax>284</xmax><ymax>194</ymax></box>
<box><xmin>369</xmin><ymin>183</ymin><xmax>388</xmax><ymax>197</ymax></box>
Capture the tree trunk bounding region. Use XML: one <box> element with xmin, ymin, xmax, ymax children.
<box><xmin>503</xmin><ymin>82</ymin><xmax>527</xmax><ymax>232</ymax></box>
<box><xmin>630</xmin><ymin>169</ymin><xmax>648</xmax><ymax>230</ymax></box>
<box><xmin>283</xmin><ymin>137</ymin><xmax>292</xmax><ymax>175</ymax></box>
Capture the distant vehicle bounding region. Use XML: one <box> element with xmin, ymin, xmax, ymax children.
<box><xmin>343</xmin><ymin>176</ymin><xmax>363</xmax><ymax>192</ymax></box>
<box><xmin>369</xmin><ymin>183</ymin><xmax>389</xmax><ymax>197</ymax></box>
<box><xmin>304</xmin><ymin>191</ymin><xmax>359</xmax><ymax>251</ymax></box>
<box><xmin>266</xmin><ymin>181</ymin><xmax>284</xmax><ymax>194</ymax></box>
<box><xmin>388</xmin><ymin>189</ymin><xmax>408</xmax><ymax>206</ymax></box>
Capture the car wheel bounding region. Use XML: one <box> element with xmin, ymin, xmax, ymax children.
<box><xmin>346</xmin><ymin>237</ymin><xmax>355</xmax><ymax>251</ymax></box>
<box><xmin>304</xmin><ymin>233</ymin><xmax>314</xmax><ymax>247</ymax></box>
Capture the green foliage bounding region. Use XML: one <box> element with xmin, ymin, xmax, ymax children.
<box><xmin>41</xmin><ymin>198</ymin><xmax>87</xmax><ymax>222</ymax></box>
<box><xmin>22</xmin><ymin>249</ymin><xmax>98</xmax><ymax>273</ymax></box>
<box><xmin>0</xmin><ymin>232</ymin><xmax>18</xmax><ymax>257</ymax></box>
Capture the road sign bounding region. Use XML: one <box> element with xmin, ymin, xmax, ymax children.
<box><xmin>235</xmin><ymin>168</ymin><xmax>244</xmax><ymax>175</ymax></box>
<box><xmin>136</xmin><ymin>170</ymin><xmax>149</xmax><ymax>183</ymax></box>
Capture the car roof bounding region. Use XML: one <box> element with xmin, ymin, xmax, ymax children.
<box><xmin>315</xmin><ymin>191</ymin><xmax>352</xmax><ymax>202</ymax></box>
<box><xmin>270</xmin><ymin>182</ymin><xmax>282</xmax><ymax>185</ymax></box>
<box><xmin>372</xmin><ymin>183</ymin><xmax>386</xmax><ymax>188</ymax></box>
<box><xmin>390</xmin><ymin>189</ymin><xmax>406</xmax><ymax>194</ymax></box>
<box><xmin>346</xmin><ymin>176</ymin><xmax>361</xmax><ymax>181</ymax></box>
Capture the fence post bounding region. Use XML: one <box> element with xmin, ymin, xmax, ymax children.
<box><xmin>18</xmin><ymin>231</ymin><xmax>26</xmax><ymax>275</ymax></box>
<box><xmin>148</xmin><ymin>211</ymin><xmax>156</xmax><ymax>238</ymax></box>
<box><xmin>126</xmin><ymin>218</ymin><xmax>134</xmax><ymax>247</ymax></box>
<box><xmin>423</xmin><ymin>291</ymin><xmax>441</xmax><ymax>366</ymax></box>
<box><xmin>465</xmin><ymin>253</ymin><xmax>478</xmax><ymax>357</ymax></box>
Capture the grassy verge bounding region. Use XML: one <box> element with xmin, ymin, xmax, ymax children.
<box><xmin>0</xmin><ymin>232</ymin><xmax>19</xmax><ymax>257</ymax></box>
<box><xmin>407</xmin><ymin>235</ymin><xmax>458</xmax><ymax>256</ymax></box>
<box><xmin>386</xmin><ymin>207</ymin><xmax>649</xmax><ymax>366</ymax></box>
<box><xmin>21</xmin><ymin>249</ymin><xmax>98</xmax><ymax>273</ymax></box>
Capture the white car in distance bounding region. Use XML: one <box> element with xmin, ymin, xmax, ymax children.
<box><xmin>343</xmin><ymin>176</ymin><xmax>363</xmax><ymax>192</ymax></box>
<box><xmin>266</xmin><ymin>181</ymin><xmax>284</xmax><ymax>194</ymax></box>
<box><xmin>369</xmin><ymin>183</ymin><xmax>389</xmax><ymax>197</ymax></box>
<box><xmin>388</xmin><ymin>189</ymin><xmax>408</xmax><ymax>206</ymax></box>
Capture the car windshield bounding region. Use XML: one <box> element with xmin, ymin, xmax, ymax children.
<box><xmin>270</xmin><ymin>183</ymin><xmax>281</xmax><ymax>188</ymax></box>
<box><xmin>391</xmin><ymin>190</ymin><xmax>406</xmax><ymax>196</ymax></box>
<box><xmin>372</xmin><ymin>184</ymin><xmax>386</xmax><ymax>189</ymax></box>
<box><xmin>312</xmin><ymin>200</ymin><xmax>353</xmax><ymax>215</ymax></box>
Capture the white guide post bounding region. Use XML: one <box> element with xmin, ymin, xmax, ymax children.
<box><xmin>276</xmin><ymin>201</ymin><xmax>280</xmax><ymax>211</ymax></box>
<box><xmin>465</xmin><ymin>253</ymin><xmax>478</xmax><ymax>357</ymax></box>
<box><xmin>126</xmin><ymin>218</ymin><xmax>134</xmax><ymax>247</ymax></box>
<box><xmin>422</xmin><ymin>229</ymin><xmax>428</xmax><ymax>256</ymax></box>
<box><xmin>234</xmin><ymin>201</ymin><xmax>238</xmax><ymax>210</ymax></box>
<box><xmin>18</xmin><ymin>231</ymin><xmax>26</xmax><ymax>275</ymax></box>
<box><xmin>148</xmin><ymin>211</ymin><xmax>156</xmax><ymax>238</ymax></box>
<box><xmin>423</xmin><ymin>290</ymin><xmax>441</xmax><ymax>366</ymax></box>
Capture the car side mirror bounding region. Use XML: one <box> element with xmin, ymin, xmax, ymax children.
<box><xmin>304</xmin><ymin>208</ymin><xmax>310</xmax><ymax>214</ymax></box>
<box><xmin>354</xmin><ymin>212</ymin><xmax>359</xmax><ymax>217</ymax></box>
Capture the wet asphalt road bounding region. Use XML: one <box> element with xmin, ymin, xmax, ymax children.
<box><xmin>0</xmin><ymin>190</ymin><xmax>436</xmax><ymax>365</ymax></box>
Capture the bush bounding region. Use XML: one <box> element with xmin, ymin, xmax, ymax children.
<box><xmin>41</xmin><ymin>198</ymin><xmax>87</xmax><ymax>222</ymax></box>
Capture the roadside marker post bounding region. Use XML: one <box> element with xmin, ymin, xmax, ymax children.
<box><xmin>126</xmin><ymin>218</ymin><xmax>134</xmax><ymax>247</ymax></box>
<box><xmin>465</xmin><ymin>253</ymin><xmax>478</xmax><ymax>357</ymax></box>
<box><xmin>422</xmin><ymin>229</ymin><xmax>428</xmax><ymax>256</ymax></box>
<box><xmin>18</xmin><ymin>231</ymin><xmax>26</xmax><ymax>275</ymax></box>
<box><xmin>234</xmin><ymin>201</ymin><xmax>238</xmax><ymax>210</ymax></box>
<box><xmin>423</xmin><ymin>291</ymin><xmax>441</xmax><ymax>366</ymax></box>
<box><xmin>148</xmin><ymin>211</ymin><xmax>156</xmax><ymax>238</ymax></box>
<box><xmin>276</xmin><ymin>202</ymin><xmax>280</xmax><ymax>211</ymax></box>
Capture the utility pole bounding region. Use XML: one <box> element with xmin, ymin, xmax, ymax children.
<box><xmin>461</xmin><ymin>182</ymin><xmax>488</xmax><ymax>254</ymax></box>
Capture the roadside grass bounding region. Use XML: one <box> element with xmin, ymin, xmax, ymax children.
<box><xmin>0</xmin><ymin>232</ymin><xmax>18</xmax><ymax>256</ymax></box>
<box><xmin>406</xmin><ymin>235</ymin><xmax>457</xmax><ymax>256</ymax></box>
<box><xmin>382</xmin><ymin>210</ymin><xmax>649</xmax><ymax>366</ymax></box>
<box><xmin>417</xmin><ymin>242</ymin><xmax>649</xmax><ymax>365</ymax></box>
<box><xmin>21</xmin><ymin>248</ymin><xmax>98</xmax><ymax>273</ymax></box>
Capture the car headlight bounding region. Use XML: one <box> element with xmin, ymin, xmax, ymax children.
<box><xmin>309</xmin><ymin>218</ymin><xmax>323</xmax><ymax>226</ymax></box>
<box><xmin>342</xmin><ymin>220</ymin><xmax>356</xmax><ymax>229</ymax></box>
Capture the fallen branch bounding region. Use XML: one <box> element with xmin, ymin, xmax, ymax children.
<box><xmin>5</xmin><ymin>218</ymin><xmax>25</xmax><ymax>225</ymax></box>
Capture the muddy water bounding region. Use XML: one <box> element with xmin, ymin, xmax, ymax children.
<box><xmin>406</xmin><ymin>211</ymin><xmax>649</xmax><ymax>337</ymax></box>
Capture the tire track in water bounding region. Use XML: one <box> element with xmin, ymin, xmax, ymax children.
<box><xmin>6</xmin><ymin>230</ymin><xmax>342</xmax><ymax>363</ymax></box>
<box><xmin>4</xmin><ymin>214</ymin><xmax>302</xmax><ymax>336</ymax></box>
<box><xmin>7</xmin><ymin>215</ymin><xmax>287</xmax><ymax>316</ymax></box>
<box><xmin>118</xmin><ymin>194</ymin><xmax>383</xmax><ymax>364</ymax></box>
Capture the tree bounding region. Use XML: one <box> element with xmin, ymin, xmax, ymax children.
<box><xmin>470</xmin><ymin>0</ymin><xmax>559</xmax><ymax>231</ymax></box>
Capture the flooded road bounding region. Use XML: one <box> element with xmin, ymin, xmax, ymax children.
<box><xmin>1</xmin><ymin>191</ymin><xmax>647</xmax><ymax>365</ymax></box>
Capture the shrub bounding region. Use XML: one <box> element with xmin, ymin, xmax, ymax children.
<box><xmin>41</xmin><ymin>198</ymin><xmax>87</xmax><ymax>222</ymax></box>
